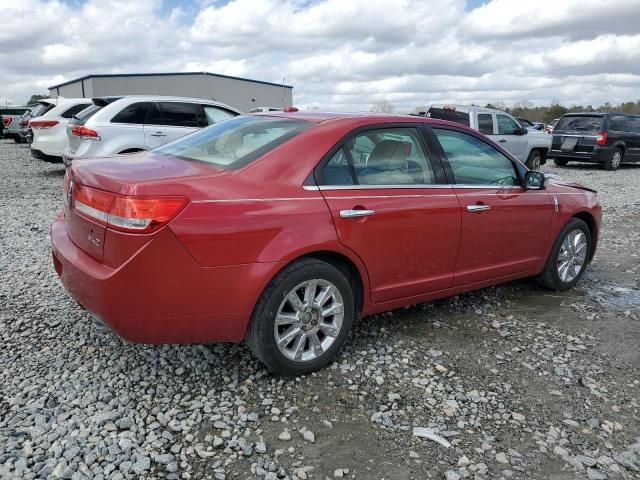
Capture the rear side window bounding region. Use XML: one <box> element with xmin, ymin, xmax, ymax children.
<box><xmin>433</xmin><ymin>128</ymin><xmax>518</xmax><ymax>186</ymax></box>
<box><xmin>154</xmin><ymin>116</ymin><xmax>311</xmax><ymax>169</ymax></box>
<box><xmin>323</xmin><ymin>148</ymin><xmax>354</xmax><ymax>185</ymax></box>
<box><xmin>426</xmin><ymin>107</ymin><xmax>470</xmax><ymax>127</ymax></box>
<box><xmin>202</xmin><ymin>106</ymin><xmax>237</xmax><ymax>126</ymax></box>
<box><xmin>555</xmin><ymin>115</ymin><xmax>603</xmax><ymax>132</ymax></box>
<box><xmin>60</xmin><ymin>104</ymin><xmax>91</xmax><ymax>119</ymax></box>
<box><xmin>608</xmin><ymin>115</ymin><xmax>627</xmax><ymax>132</ymax></box>
<box><xmin>628</xmin><ymin>116</ymin><xmax>640</xmax><ymax>133</ymax></box>
<box><xmin>111</xmin><ymin>102</ymin><xmax>151</xmax><ymax>124</ymax></box>
<box><xmin>478</xmin><ymin>114</ymin><xmax>494</xmax><ymax>134</ymax></box>
<box><xmin>151</xmin><ymin>102</ymin><xmax>199</xmax><ymax>127</ymax></box>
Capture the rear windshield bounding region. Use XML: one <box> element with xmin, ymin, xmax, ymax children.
<box><xmin>555</xmin><ymin>115</ymin><xmax>603</xmax><ymax>133</ymax></box>
<box><xmin>426</xmin><ymin>107</ymin><xmax>470</xmax><ymax>127</ymax></box>
<box><xmin>154</xmin><ymin>116</ymin><xmax>312</xmax><ymax>169</ymax></box>
<box><xmin>70</xmin><ymin>104</ymin><xmax>103</xmax><ymax>125</ymax></box>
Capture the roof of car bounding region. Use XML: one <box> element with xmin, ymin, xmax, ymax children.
<box><xmin>254</xmin><ymin>111</ymin><xmax>429</xmax><ymax>123</ymax></box>
<box><xmin>428</xmin><ymin>104</ymin><xmax>506</xmax><ymax>114</ymax></box>
<box><xmin>107</xmin><ymin>95</ymin><xmax>243</xmax><ymax>113</ymax></box>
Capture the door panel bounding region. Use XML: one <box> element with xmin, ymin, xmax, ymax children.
<box><xmin>321</xmin><ymin>188</ymin><xmax>461</xmax><ymax>302</ymax></box>
<box><xmin>453</xmin><ymin>187</ymin><xmax>552</xmax><ymax>285</ymax></box>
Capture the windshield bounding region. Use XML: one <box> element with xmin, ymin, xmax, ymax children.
<box><xmin>555</xmin><ymin>115</ymin><xmax>602</xmax><ymax>132</ymax></box>
<box><xmin>154</xmin><ymin>116</ymin><xmax>312</xmax><ymax>169</ymax></box>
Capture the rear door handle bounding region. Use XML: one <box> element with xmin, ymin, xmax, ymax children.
<box><xmin>340</xmin><ymin>209</ymin><xmax>376</xmax><ymax>218</ymax></box>
<box><xmin>150</xmin><ymin>132</ymin><xmax>167</xmax><ymax>137</ymax></box>
<box><xmin>467</xmin><ymin>204</ymin><xmax>491</xmax><ymax>212</ymax></box>
<box><xmin>498</xmin><ymin>139</ymin><xmax>507</xmax><ymax>143</ymax></box>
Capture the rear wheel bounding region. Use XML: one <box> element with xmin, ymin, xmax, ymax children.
<box><xmin>553</xmin><ymin>157</ymin><xmax>569</xmax><ymax>167</ymax></box>
<box><xmin>526</xmin><ymin>149</ymin><xmax>542</xmax><ymax>170</ymax></box>
<box><xmin>536</xmin><ymin>218</ymin><xmax>591</xmax><ymax>291</ymax></box>
<box><xmin>603</xmin><ymin>147</ymin><xmax>623</xmax><ymax>171</ymax></box>
<box><xmin>246</xmin><ymin>258</ymin><xmax>355</xmax><ymax>375</ymax></box>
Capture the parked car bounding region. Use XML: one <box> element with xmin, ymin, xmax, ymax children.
<box><xmin>517</xmin><ymin>117</ymin><xmax>544</xmax><ymax>131</ymax></box>
<box><xmin>19</xmin><ymin>99</ymin><xmax>58</xmax><ymax>144</ymax></box>
<box><xmin>548</xmin><ymin>113</ymin><xmax>640</xmax><ymax>170</ymax></box>
<box><xmin>249</xmin><ymin>107</ymin><xmax>284</xmax><ymax>113</ymax></box>
<box><xmin>545</xmin><ymin>119</ymin><xmax>559</xmax><ymax>134</ymax></box>
<box><xmin>63</xmin><ymin>96</ymin><xmax>242</xmax><ymax>166</ymax></box>
<box><xmin>30</xmin><ymin>98</ymin><xmax>93</xmax><ymax>161</ymax></box>
<box><xmin>51</xmin><ymin>112</ymin><xmax>601</xmax><ymax>375</ymax></box>
<box><xmin>1</xmin><ymin>106</ymin><xmax>32</xmax><ymax>142</ymax></box>
<box><xmin>424</xmin><ymin>105</ymin><xmax>551</xmax><ymax>170</ymax></box>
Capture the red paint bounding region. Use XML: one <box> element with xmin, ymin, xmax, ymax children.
<box><xmin>51</xmin><ymin>113</ymin><xmax>602</xmax><ymax>344</ymax></box>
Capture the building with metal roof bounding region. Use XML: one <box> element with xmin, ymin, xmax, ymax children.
<box><xmin>48</xmin><ymin>72</ymin><xmax>293</xmax><ymax>113</ymax></box>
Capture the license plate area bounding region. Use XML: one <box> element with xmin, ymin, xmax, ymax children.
<box><xmin>561</xmin><ymin>137</ymin><xmax>579</xmax><ymax>152</ymax></box>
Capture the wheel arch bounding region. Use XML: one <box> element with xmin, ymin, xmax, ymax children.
<box><xmin>571</xmin><ymin>211</ymin><xmax>597</xmax><ymax>261</ymax></box>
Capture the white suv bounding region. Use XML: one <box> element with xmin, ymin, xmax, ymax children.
<box><xmin>30</xmin><ymin>98</ymin><xmax>93</xmax><ymax>161</ymax></box>
<box><xmin>63</xmin><ymin>96</ymin><xmax>242</xmax><ymax>166</ymax></box>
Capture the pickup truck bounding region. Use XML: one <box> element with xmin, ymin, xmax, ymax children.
<box><xmin>421</xmin><ymin>104</ymin><xmax>552</xmax><ymax>170</ymax></box>
<box><xmin>1</xmin><ymin>106</ymin><xmax>32</xmax><ymax>142</ymax></box>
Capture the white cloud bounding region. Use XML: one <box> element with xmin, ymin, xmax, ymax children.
<box><xmin>1</xmin><ymin>0</ymin><xmax>640</xmax><ymax>110</ymax></box>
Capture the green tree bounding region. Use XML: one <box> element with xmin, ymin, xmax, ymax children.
<box><xmin>26</xmin><ymin>94</ymin><xmax>48</xmax><ymax>105</ymax></box>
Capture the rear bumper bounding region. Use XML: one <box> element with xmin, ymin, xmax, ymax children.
<box><xmin>31</xmin><ymin>147</ymin><xmax>62</xmax><ymax>162</ymax></box>
<box><xmin>50</xmin><ymin>216</ymin><xmax>281</xmax><ymax>343</ymax></box>
<box><xmin>547</xmin><ymin>146</ymin><xmax>611</xmax><ymax>163</ymax></box>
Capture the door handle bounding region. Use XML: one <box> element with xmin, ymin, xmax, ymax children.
<box><xmin>150</xmin><ymin>132</ymin><xmax>167</xmax><ymax>137</ymax></box>
<box><xmin>467</xmin><ymin>204</ymin><xmax>491</xmax><ymax>213</ymax></box>
<box><xmin>498</xmin><ymin>139</ymin><xmax>507</xmax><ymax>143</ymax></box>
<box><xmin>340</xmin><ymin>209</ymin><xmax>376</xmax><ymax>218</ymax></box>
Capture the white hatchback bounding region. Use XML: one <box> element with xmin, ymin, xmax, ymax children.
<box><xmin>30</xmin><ymin>98</ymin><xmax>93</xmax><ymax>161</ymax></box>
<box><xmin>63</xmin><ymin>96</ymin><xmax>242</xmax><ymax>166</ymax></box>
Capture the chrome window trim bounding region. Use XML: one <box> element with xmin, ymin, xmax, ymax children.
<box><xmin>305</xmin><ymin>184</ymin><xmax>523</xmax><ymax>191</ymax></box>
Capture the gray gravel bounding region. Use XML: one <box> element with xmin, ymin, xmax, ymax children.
<box><xmin>1</xmin><ymin>140</ymin><xmax>639</xmax><ymax>479</ymax></box>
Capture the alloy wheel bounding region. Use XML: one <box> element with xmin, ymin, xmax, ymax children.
<box><xmin>274</xmin><ymin>279</ymin><xmax>344</xmax><ymax>362</ymax></box>
<box><xmin>557</xmin><ymin>229</ymin><xmax>588</xmax><ymax>283</ymax></box>
<box><xmin>611</xmin><ymin>151</ymin><xmax>622</xmax><ymax>169</ymax></box>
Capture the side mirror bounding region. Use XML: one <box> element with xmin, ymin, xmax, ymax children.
<box><xmin>524</xmin><ymin>170</ymin><xmax>547</xmax><ymax>189</ymax></box>
<box><xmin>519</xmin><ymin>127</ymin><xmax>528</xmax><ymax>135</ymax></box>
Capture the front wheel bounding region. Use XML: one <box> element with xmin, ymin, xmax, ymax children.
<box><xmin>536</xmin><ymin>218</ymin><xmax>591</xmax><ymax>291</ymax></box>
<box><xmin>526</xmin><ymin>149</ymin><xmax>542</xmax><ymax>170</ymax></box>
<box><xmin>603</xmin><ymin>147</ymin><xmax>623</xmax><ymax>171</ymax></box>
<box><xmin>246</xmin><ymin>258</ymin><xmax>355</xmax><ymax>375</ymax></box>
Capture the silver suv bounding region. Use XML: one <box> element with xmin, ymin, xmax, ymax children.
<box><xmin>63</xmin><ymin>96</ymin><xmax>242</xmax><ymax>166</ymax></box>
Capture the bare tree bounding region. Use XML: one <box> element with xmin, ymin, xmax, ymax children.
<box><xmin>370</xmin><ymin>100</ymin><xmax>396</xmax><ymax>113</ymax></box>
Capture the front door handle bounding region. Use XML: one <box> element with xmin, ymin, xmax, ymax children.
<box><xmin>150</xmin><ymin>132</ymin><xmax>167</xmax><ymax>137</ymax></box>
<box><xmin>340</xmin><ymin>209</ymin><xmax>376</xmax><ymax>218</ymax></box>
<box><xmin>498</xmin><ymin>139</ymin><xmax>507</xmax><ymax>143</ymax></box>
<box><xmin>467</xmin><ymin>204</ymin><xmax>491</xmax><ymax>213</ymax></box>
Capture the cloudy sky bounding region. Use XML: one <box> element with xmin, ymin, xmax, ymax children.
<box><xmin>2</xmin><ymin>0</ymin><xmax>640</xmax><ymax>111</ymax></box>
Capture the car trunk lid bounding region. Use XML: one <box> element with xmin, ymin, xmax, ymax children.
<box><xmin>552</xmin><ymin>115</ymin><xmax>603</xmax><ymax>153</ymax></box>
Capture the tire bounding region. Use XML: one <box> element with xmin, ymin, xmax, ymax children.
<box><xmin>602</xmin><ymin>147</ymin><xmax>623</xmax><ymax>171</ymax></box>
<box><xmin>246</xmin><ymin>258</ymin><xmax>355</xmax><ymax>375</ymax></box>
<box><xmin>526</xmin><ymin>149</ymin><xmax>542</xmax><ymax>170</ymax></box>
<box><xmin>536</xmin><ymin>218</ymin><xmax>591</xmax><ymax>291</ymax></box>
<box><xmin>553</xmin><ymin>157</ymin><xmax>569</xmax><ymax>167</ymax></box>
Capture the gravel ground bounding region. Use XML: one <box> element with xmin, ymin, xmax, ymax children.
<box><xmin>1</xmin><ymin>139</ymin><xmax>639</xmax><ymax>480</ymax></box>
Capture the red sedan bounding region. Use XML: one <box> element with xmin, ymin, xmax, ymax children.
<box><xmin>51</xmin><ymin>112</ymin><xmax>601</xmax><ymax>374</ymax></box>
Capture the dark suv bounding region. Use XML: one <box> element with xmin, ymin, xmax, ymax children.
<box><xmin>548</xmin><ymin>113</ymin><xmax>640</xmax><ymax>170</ymax></box>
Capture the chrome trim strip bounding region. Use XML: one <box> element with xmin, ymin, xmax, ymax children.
<box><xmin>308</xmin><ymin>184</ymin><xmax>525</xmax><ymax>191</ymax></box>
<box><xmin>324</xmin><ymin>194</ymin><xmax>457</xmax><ymax>200</ymax></box>
<box><xmin>192</xmin><ymin>197</ymin><xmax>323</xmax><ymax>203</ymax></box>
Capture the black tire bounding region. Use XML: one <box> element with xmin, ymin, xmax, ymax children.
<box><xmin>246</xmin><ymin>258</ymin><xmax>355</xmax><ymax>375</ymax></box>
<box><xmin>602</xmin><ymin>147</ymin><xmax>623</xmax><ymax>171</ymax></box>
<box><xmin>526</xmin><ymin>149</ymin><xmax>542</xmax><ymax>170</ymax></box>
<box><xmin>553</xmin><ymin>157</ymin><xmax>569</xmax><ymax>167</ymax></box>
<box><xmin>536</xmin><ymin>218</ymin><xmax>591</xmax><ymax>291</ymax></box>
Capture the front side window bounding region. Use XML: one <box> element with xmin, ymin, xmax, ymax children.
<box><xmin>433</xmin><ymin>128</ymin><xmax>519</xmax><ymax>186</ymax></box>
<box><xmin>478</xmin><ymin>113</ymin><xmax>494</xmax><ymax>134</ymax></box>
<box><xmin>322</xmin><ymin>128</ymin><xmax>436</xmax><ymax>186</ymax></box>
<box><xmin>496</xmin><ymin>114</ymin><xmax>520</xmax><ymax>135</ymax></box>
<box><xmin>154</xmin><ymin>116</ymin><xmax>311</xmax><ymax>169</ymax></box>
<box><xmin>202</xmin><ymin>106</ymin><xmax>237</xmax><ymax>126</ymax></box>
<box><xmin>111</xmin><ymin>102</ymin><xmax>151</xmax><ymax>124</ymax></box>
<box><xmin>155</xmin><ymin>102</ymin><xmax>199</xmax><ymax>127</ymax></box>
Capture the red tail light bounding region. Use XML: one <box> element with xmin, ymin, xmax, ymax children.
<box><xmin>2</xmin><ymin>116</ymin><xmax>11</xmax><ymax>127</ymax></box>
<box><xmin>30</xmin><ymin>120</ymin><xmax>59</xmax><ymax>129</ymax></box>
<box><xmin>596</xmin><ymin>132</ymin><xmax>607</xmax><ymax>145</ymax></box>
<box><xmin>283</xmin><ymin>106</ymin><xmax>299</xmax><ymax>112</ymax></box>
<box><xmin>73</xmin><ymin>184</ymin><xmax>188</xmax><ymax>234</ymax></box>
<box><xmin>71</xmin><ymin>125</ymin><xmax>100</xmax><ymax>140</ymax></box>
